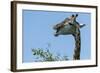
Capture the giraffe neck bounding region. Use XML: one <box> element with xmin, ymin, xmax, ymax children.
<box><xmin>73</xmin><ymin>29</ymin><xmax>81</xmax><ymax>60</ymax></box>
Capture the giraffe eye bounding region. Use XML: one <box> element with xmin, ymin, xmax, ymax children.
<box><xmin>69</xmin><ymin>23</ymin><xmax>73</xmax><ymax>25</ymax></box>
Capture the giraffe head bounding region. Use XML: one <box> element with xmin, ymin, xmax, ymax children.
<box><xmin>53</xmin><ymin>14</ymin><xmax>85</xmax><ymax>36</ymax></box>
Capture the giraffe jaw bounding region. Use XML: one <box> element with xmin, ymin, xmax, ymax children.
<box><xmin>54</xmin><ymin>25</ymin><xmax>76</xmax><ymax>37</ymax></box>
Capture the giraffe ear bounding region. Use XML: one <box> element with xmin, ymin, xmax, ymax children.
<box><xmin>80</xmin><ymin>24</ymin><xmax>86</xmax><ymax>28</ymax></box>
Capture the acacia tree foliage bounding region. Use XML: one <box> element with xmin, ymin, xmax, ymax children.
<box><xmin>32</xmin><ymin>48</ymin><xmax>68</xmax><ymax>62</ymax></box>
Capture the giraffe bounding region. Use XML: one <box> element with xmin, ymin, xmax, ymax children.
<box><xmin>53</xmin><ymin>14</ymin><xmax>85</xmax><ymax>60</ymax></box>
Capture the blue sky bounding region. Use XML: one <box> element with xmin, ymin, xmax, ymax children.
<box><xmin>22</xmin><ymin>10</ymin><xmax>91</xmax><ymax>63</ymax></box>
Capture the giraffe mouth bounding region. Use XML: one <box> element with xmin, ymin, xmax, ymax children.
<box><xmin>54</xmin><ymin>33</ymin><xmax>59</xmax><ymax>37</ymax></box>
<box><xmin>54</xmin><ymin>30</ymin><xmax>59</xmax><ymax>37</ymax></box>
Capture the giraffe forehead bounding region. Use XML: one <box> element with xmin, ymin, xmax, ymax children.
<box><xmin>64</xmin><ymin>19</ymin><xmax>73</xmax><ymax>25</ymax></box>
<box><xmin>65</xmin><ymin>16</ymin><xmax>75</xmax><ymax>22</ymax></box>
